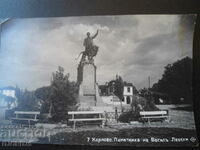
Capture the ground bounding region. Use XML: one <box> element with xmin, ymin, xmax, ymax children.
<box><xmin>0</xmin><ymin>104</ymin><xmax>198</xmax><ymax>146</ymax></box>
<box><xmin>156</xmin><ymin>104</ymin><xmax>196</xmax><ymax>129</ymax></box>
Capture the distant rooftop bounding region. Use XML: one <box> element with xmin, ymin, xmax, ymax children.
<box><xmin>0</xmin><ymin>86</ymin><xmax>15</xmax><ymax>90</ymax></box>
<box><xmin>123</xmin><ymin>82</ymin><xmax>133</xmax><ymax>86</ymax></box>
<box><xmin>99</xmin><ymin>81</ymin><xmax>133</xmax><ymax>87</ymax></box>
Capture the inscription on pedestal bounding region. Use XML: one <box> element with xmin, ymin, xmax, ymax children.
<box><xmin>82</xmin><ymin>63</ymin><xmax>96</xmax><ymax>96</ymax></box>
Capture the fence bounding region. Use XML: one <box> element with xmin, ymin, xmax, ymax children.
<box><xmin>105</xmin><ymin>111</ymin><xmax>122</xmax><ymax>123</ymax></box>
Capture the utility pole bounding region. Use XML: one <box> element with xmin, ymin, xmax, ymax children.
<box><xmin>148</xmin><ymin>76</ymin><xmax>150</xmax><ymax>89</ymax></box>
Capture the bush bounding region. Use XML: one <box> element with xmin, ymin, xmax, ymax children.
<box><xmin>5</xmin><ymin>109</ymin><xmax>15</xmax><ymax>120</ymax></box>
<box><xmin>119</xmin><ymin>95</ymin><xmax>160</xmax><ymax>123</ymax></box>
<box><xmin>143</xmin><ymin>100</ymin><xmax>160</xmax><ymax>111</ymax></box>
<box><xmin>118</xmin><ymin>111</ymin><xmax>140</xmax><ymax>123</ymax></box>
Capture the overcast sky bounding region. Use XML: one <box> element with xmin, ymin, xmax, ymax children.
<box><xmin>0</xmin><ymin>15</ymin><xmax>196</xmax><ymax>90</ymax></box>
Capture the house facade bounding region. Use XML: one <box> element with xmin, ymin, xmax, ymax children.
<box><xmin>99</xmin><ymin>81</ymin><xmax>135</xmax><ymax>105</ymax></box>
<box><xmin>0</xmin><ymin>86</ymin><xmax>16</xmax><ymax>108</ymax></box>
<box><xmin>0</xmin><ymin>86</ymin><xmax>17</xmax><ymax>120</ymax></box>
<box><xmin>122</xmin><ymin>83</ymin><xmax>133</xmax><ymax>105</ymax></box>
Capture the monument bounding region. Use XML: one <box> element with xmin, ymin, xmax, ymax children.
<box><xmin>77</xmin><ymin>30</ymin><xmax>100</xmax><ymax>109</ymax></box>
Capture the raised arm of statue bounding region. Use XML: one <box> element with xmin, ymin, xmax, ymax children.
<box><xmin>92</xmin><ymin>29</ymin><xmax>99</xmax><ymax>39</ymax></box>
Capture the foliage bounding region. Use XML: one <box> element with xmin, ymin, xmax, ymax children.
<box><xmin>131</xmin><ymin>95</ymin><xmax>145</xmax><ymax>111</ymax></box>
<box><xmin>119</xmin><ymin>96</ymin><xmax>142</xmax><ymax>122</ymax></box>
<box><xmin>118</xmin><ymin>111</ymin><xmax>140</xmax><ymax>123</ymax></box>
<box><xmin>151</xmin><ymin>57</ymin><xmax>192</xmax><ymax>104</ymax></box>
<box><xmin>4</xmin><ymin>96</ymin><xmax>16</xmax><ymax>109</ymax></box>
<box><xmin>112</xmin><ymin>75</ymin><xmax>124</xmax><ymax>112</ymax></box>
<box><xmin>50</xmin><ymin>66</ymin><xmax>78</xmax><ymax>122</ymax></box>
<box><xmin>143</xmin><ymin>99</ymin><xmax>159</xmax><ymax>111</ymax></box>
<box><xmin>38</xmin><ymin>66</ymin><xmax>78</xmax><ymax>122</ymax></box>
<box><xmin>138</xmin><ymin>88</ymin><xmax>148</xmax><ymax>97</ymax></box>
<box><xmin>138</xmin><ymin>87</ymin><xmax>160</xmax><ymax>111</ymax></box>
<box><xmin>114</xmin><ymin>75</ymin><xmax>124</xmax><ymax>100</ymax></box>
<box><xmin>35</xmin><ymin>86</ymin><xmax>52</xmax><ymax>114</ymax></box>
<box><xmin>0</xmin><ymin>93</ymin><xmax>15</xmax><ymax>109</ymax></box>
<box><xmin>119</xmin><ymin>95</ymin><xmax>159</xmax><ymax>123</ymax></box>
<box><xmin>15</xmin><ymin>88</ymin><xmax>40</xmax><ymax>111</ymax></box>
<box><xmin>132</xmin><ymin>85</ymin><xmax>138</xmax><ymax>95</ymax></box>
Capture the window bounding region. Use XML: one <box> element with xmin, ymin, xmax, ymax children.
<box><xmin>127</xmin><ymin>87</ymin><xmax>130</xmax><ymax>92</ymax></box>
<box><xmin>126</xmin><ymin>96</ymin><xmax>131</xmax><ymax>104</ymax></box>
<box><xmin>122</xmin><ymin>97</ymin><xmax>124</xmax><ymax>102</ymax></box>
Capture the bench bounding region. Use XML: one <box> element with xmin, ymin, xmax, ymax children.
<box><xmin>68</xmin><ymin>111</ymin><xmax>105</xmax><ymax>129</ymax></box>
<box><xmin>11</xmin><ymin>111</ymin><xmax>40</xmax><ymax>127</ymax></box>
<box><xmin>139</xmin><ymin>110</ymin><xmax>169</xmax><ymax>124</ymax></box>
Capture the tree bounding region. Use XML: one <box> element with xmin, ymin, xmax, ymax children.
<box><xmin>50</xmin><ymin>66</ymin><xmax>78</xmax><ymax>122</ymax></box>
<box><xmin>138</xmin><ymin>87</ymin><xmax>148</xmax><ymax>97</ymax></box>
<box><xmin>15</xmin><ymin>88</ymin><xmax>40</xmax><ymax>111</ymax></box>
<box><xmin>114</xmin><ymin>75</ymin><xmax>124</xmax><ymax>100</ymax></box>
<box><xmin>151</xmin><ymin>57</ymin><xmax>192</xmax><ymax>104</ymax></box>
<box><xmin>35</xmin><ymin>86</ymin><xmax>52</xmax><ymax>114</ymax></box>
<box><xmin>132</xmin><ymin>85</ymin><xmax>138</xmax><ymax>95</ymax></box>
<box><xmin>138</xmin><ymin>87</ymin><xmax>159</xmax><ymax>111</ymax></box>
<box><xmin>0</xmin><ymin>94</ymin><xmax>15</xmax><ymax>109</ymax></box>
<box><xmin>4</xmin><ymin>96</ymin><xmax>16</xmax><ymax>109</ymax></box>
<box><xmin>114</xmin><ymin>75</ymin><xmax>124</xmax><ymax>112</ymax></box>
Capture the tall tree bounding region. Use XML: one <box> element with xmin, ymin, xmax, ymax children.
<box><xmin>15</xmin><ymin>88</ymin><xmax>40</xmax><ymax>111</ymax></box>
<box><xmin>114</xmin><ymin>75</ymin><xmax>124</xmax><ymax>100</ymax></box>
<box><xmin>114</xmin><ymin>75</ymin><xmax>124</xmax><ymax>112</ymax></box>
<box><xmin>50</xmin><ymin>66</ymin><xmax>78</xmax><ymax>122</ymax></box>
<box><xmin>35</xmin><ymin>86</ymin><xmax>52</xmax><ymax>114</ymax></box>
<box><xmin>152</xmin><ymin>57</ymin><xmax>192</xmax><ymax>104</ymax></box>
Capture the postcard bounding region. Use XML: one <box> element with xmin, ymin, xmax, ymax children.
<box><xmin>0</xmin><ymin>15</ymin><xmax>198</xmax><ymax>147</ymax></box>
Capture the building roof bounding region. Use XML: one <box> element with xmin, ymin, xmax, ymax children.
<box><xmin>123</xmin><ymin>82</ymin><xmax>133</xmax><ymax>86</ymax></box>
<box><xmin>0</xmin><ymin>86</ymin><xmax>15</xmax><ymax>90</ymax></box>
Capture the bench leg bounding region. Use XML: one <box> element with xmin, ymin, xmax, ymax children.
<box><xmin>73</xmin><ymin>121</ymin><xmax>76</xmax><ymax>130</ymax></box>
<box><xmin>166</xmin><ymin>116</ymin><xmax>171</xmax><ymax>123</ymax></box>
<box><xmin>148</xmin><ymin>118</ymin><xmax>151</xmax><ymax>125</ymax></box>
<box><xmin>101</xmin><ymin>120</ymin><xmax>105</xmax><ymax>128</ymax></box>
<box><xmin>28</xmin><ymin>120</ymin><xmax>30</xmax><ymax>128</ymax></box>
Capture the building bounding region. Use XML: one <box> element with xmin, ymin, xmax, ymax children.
<box><xmin>122</xmin><ymin>82</ymin><xmax>134</xmax><ymax>104</ymax></box>
<box><xmin>99</xmin><ymin>80</ymin><xmax>135</xmax><ymax>105</ymax></box>
<box><xmin>0</xmin><ymin>86</ymin><xmax>17</xmax><ymax>108</ymax></box>
<box><xmin>0</xmin><ymin>86</ymin><xmax>17</xmax><ymax>120</ymax></box>
<box><xmin>0</xmin><ymin>86</ymin><xmax>15</xmax><ymax>98</ymax></box>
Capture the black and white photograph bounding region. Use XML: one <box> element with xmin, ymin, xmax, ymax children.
<box><xmin>0</xmin><ymin>15</ymin><xmax>198</xmax><ymax>146</ymax></box>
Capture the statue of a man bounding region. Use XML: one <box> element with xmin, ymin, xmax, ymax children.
<box><xmin>81</xmin><ymin>30</ymin><xmax>99</xmax><ymax>63</ymax></box>
<box><xmin>83</xmin><ymin>30</ymin><xmax>98</xmax><ymax>51</ymax></box>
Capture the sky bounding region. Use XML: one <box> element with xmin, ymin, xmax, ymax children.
<box><xmin>0</xmin><ymin>15</ymin><xmax>196</xmax><ymax>90</ymax></box>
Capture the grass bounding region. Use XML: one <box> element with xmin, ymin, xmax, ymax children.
<box><xmin>36</xmin><ymin>104</ymin><xmax>198</xmax><ymax>146</ymax></box>
<box><xmin>0</xmin><ymin>104</ymin><xmax>197</xmax><ymax>146</ymax></box>
<box><xmin>171</xmin><ymin>105</ymin><xmax>193</xmax><ymax>111</ymax></box>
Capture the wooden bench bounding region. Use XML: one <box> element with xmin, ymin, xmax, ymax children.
<box><xmin>11</xmin><ymin>111</ymin><xmax>40</xmax><ymax>127</ymax></box>
<box><xmin>68</xmin><ymin>111</ymin><xmax>105</xmax><ymax>129</ymax></box>
<box><xmin>139</xmin><ymin>110</ymin><xmax>169</xmax><ymax>124</ymax></box>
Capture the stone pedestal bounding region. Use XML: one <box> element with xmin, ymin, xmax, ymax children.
<box><xmin>77</xmin><ymin>61</ymin><xmax>97</xmax><ymax>108</ymax></box>
<box><xmin>77</xmin><ymin>61</ymin><xmax>112</xmax><ymax>111</ymax></box>
<box><xmin>82</xmin><ymin>63</ymin><xmax>96</xmax><ymax>96</ymax></box>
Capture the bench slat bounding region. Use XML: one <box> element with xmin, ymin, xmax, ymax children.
<box><xmin>14</xmin><ymin>111</ymin><xmax>40</xmax><ymax>115</ymax></box>
<box><xmin>68</xmin><ymin>111</ymin><xmax>104</xmax><ymax>115</ymax></box>
<box><xmin>11</xmin><ymin>118</ymin><xmax>39</xmax><ymax>121</ymax></box>
<box><xmin>140</xmin><ymin>111</ymin><xmax>167</xmax><ymax>115</ymax></box>
<box><xmin>69</xmin><ymin>118</ymin><xmax>105</xmax><ymax>121</ymax></box>
<box><xmin>142</xmin><ymin>116</ymin><xmax>168</xmax><ymax>119</ymax></box>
